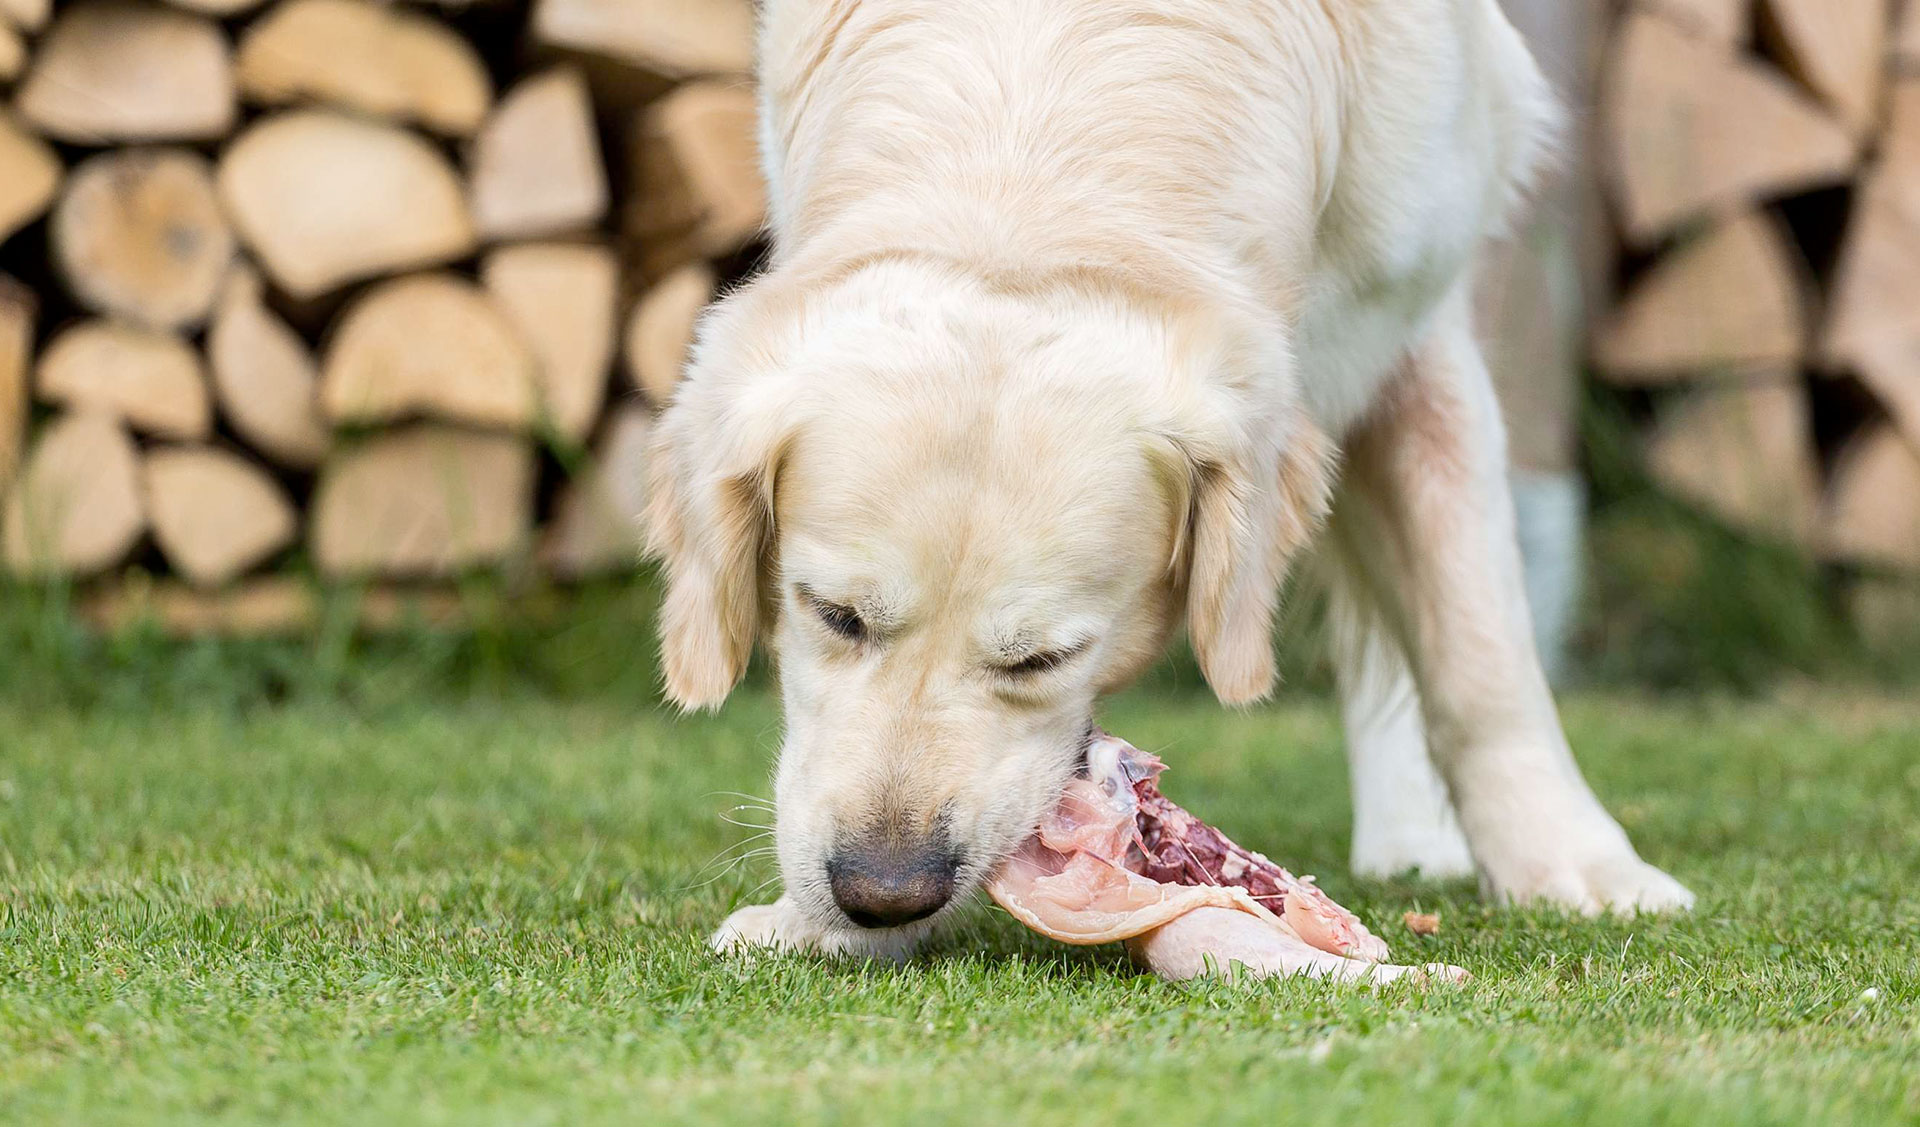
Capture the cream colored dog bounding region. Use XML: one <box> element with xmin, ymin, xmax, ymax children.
<box><xmin>649</xmin><ymin>0</ymin><xmax>1694</xmax><ymax>960</ymax></box>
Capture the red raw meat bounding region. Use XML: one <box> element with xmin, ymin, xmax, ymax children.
<box><xmin>986</xmin><ymin>733</ymin><xmax>1466</xmax><ymax>984</ymax></box>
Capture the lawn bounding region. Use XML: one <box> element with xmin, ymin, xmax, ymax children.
<box><xmin>2</xmin><ymin>682</ymin><xmax>1917</xmax><ymax>1125</ymax></box>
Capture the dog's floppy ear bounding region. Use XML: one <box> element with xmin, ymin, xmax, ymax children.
<box><xmin>1168</xmin><ymin>393</ymin><xmax>1335</xmax><ymax>706</ymax></box>
<box><xmin>644</xmin><ymin>290</ymin><xmax>805</xmax><ymax>710</ymax></box>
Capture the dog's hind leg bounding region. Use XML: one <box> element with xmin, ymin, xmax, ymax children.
<box><xmin>1325</xmin><ymin>578</ymin><xmax>1475</xmax><ymax>881</ymax></box>
<box><xmin>1323</xmin><ymin>287</ymin><xmax>1692</xmax><ymax>915</ymax></box>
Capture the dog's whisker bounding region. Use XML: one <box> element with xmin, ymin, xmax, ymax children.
<box><xmin>674</xmin><ymin>843</ymin><xmax>781</xmax><ymax>894</ymax></box>
<box><xmin>685</xmin><ymin>831</ymin><xmax>775</xmax><ymax>875</ymax></box>
<box><xmin>695</xmin><ymin>834</ymin><xmax>774</xmax><ymax>869</ymax></box>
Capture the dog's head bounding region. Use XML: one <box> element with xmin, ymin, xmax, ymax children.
<box><xmin>648</xmin><ymin>260</ymin><xmax>1330</xmax><ymax>948</ymax></box>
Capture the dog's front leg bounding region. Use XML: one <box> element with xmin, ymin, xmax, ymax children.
<box><xmin>1326</xmin><ymin>291</ymin><xmax>1692</xmax><ymax>915</ymax></box>
<box><xmin>712</xmin><ymin>897</ymin><xmax>936</xmax><ymax>962</ymax></box>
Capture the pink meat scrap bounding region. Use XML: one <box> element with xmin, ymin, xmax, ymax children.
<box><xmin>986</xmin><ymin>733</ymin><xmax>1466</xmax><ymax>984</ymax></box>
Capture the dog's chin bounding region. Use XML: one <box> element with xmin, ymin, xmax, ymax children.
<box><xmin>807</xmin><ymin>914</ymin><xmax>942</xmax><ymax>962</ymax></box>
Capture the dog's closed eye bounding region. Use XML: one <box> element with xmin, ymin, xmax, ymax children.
<box><xmin>809</xmin><ymin>596</ymin><xmax>867</xmax><ymax>642</ymax></box>
<box><xmin>993</xmin><ymin>641</ymin><xmax>1090</xmax><ymax>678</ymax></box>
<box><xmin>796</xmin><ymin>585</ymin><xmax>870</xmax><ymax>642</ymax></box>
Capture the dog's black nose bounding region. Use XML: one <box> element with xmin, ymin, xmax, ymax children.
<box><xmin>827</xmin><ymin>844</ymin><xmax>958</xmax><ymax>929</ymax></box>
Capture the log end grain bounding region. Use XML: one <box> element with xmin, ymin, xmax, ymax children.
<box><xmin>37</xmin><ymin>320</ymin><xmax>212</xmax><ymax>440</ymax></box>
<box><xmin>623</xmin><ymin>262</ymin><xmax>715</xmax><ymax>407</ymax></box>
<box><xmin>0</xmin><ymin>111</ymin><xmax>63</xmax><ymax>245</ymax></box>
<box><xmin>540</xmin><ymin>405</ymin><xmax>650</xmax><ymax>577</ymax></box>
<box><xmin>237</xmin><ymin>0</ymin><xmax>493</xmax><ymax>136</ymax></box>
<box><xmin>2</xmin><ymin>411</ymin><xmax>145</xmax><ymax>577</ymax></box>
<box><xmin>309</xmin><ymin>425</ymin><xmax>534</xmax><ymax>577</ymax></box>
<box><xmin>52</xmin><ymin>148</ymin><xmax>236</xmax><ymax>332</ymax></box>
<box><xmin>469</xmin><ymin>67</ymin><xmax>608</xmax><ymax>241</ymax></box>
<box><xmin>18</xmin><ymin>1</ymin><xmax>236</xmax><ymax>143</ymax></box>
<box><xmin>218</xmin><ymin>111</ymin><xmax>476</xmax><ymax>299</ymax></box>
<box><xmin>481</xmin><ymin>242</ymin><xmax>618</xmax><ymax>443</ymax></box>
<box><xmin>144</xmin><ymin>445</ymin><xmax>298</xmax><ymax>587</ymax></box>
<box><xmin>207</xmin><ymin>266</ymin><xmax>332</xmax><ymax>469</ymax></box>
<box><xmin>320</xmin><ymin>273</ymin><xmax>538</xmax><ymax>430</ymax></box>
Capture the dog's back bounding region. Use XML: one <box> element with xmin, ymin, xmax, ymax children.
<box><xmin>755</xmin><ymin>0</ymin><xmax>1552</xmax><ymax>429</ymax></box>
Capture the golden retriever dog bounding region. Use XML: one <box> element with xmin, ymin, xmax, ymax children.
<box><xmin>648</xmin><ymin>0</ymin><xmax>1695</xmax><ymax>960</ymax></box>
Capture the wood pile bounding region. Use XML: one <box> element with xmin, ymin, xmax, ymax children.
<box><xmin>0</xmin><ymin>0</ymin><xmax>762</xmax><ymax>622</ymax></box>
<box><xmin>6</xmin><ymin>0</ymin><xmax>1917</xmax><ymax>640</ymax></box>
<box><xmin>1596</xmin><ymin>0</ymin><xmax>1920</xmax><ymax>604</ymax></box>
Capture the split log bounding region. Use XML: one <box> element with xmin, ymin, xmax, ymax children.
<box><xmin>236</xmin><ymin>0</ymin><xmax>492</xmax><ymax>137</ymax></box>
<box><xmin>17</xmin><ymin>1</ymin><xmax>235</xmax><ymax>144</ymax></box>
<box><xmin>37</xmin><ymin>320</ymin><xmax>211</xmax><ymax>439</ymax></box>
<box><xmin>1821</xmin><ymin>425</ymin><xmax>1920</xmax><ymax>571</ymax></box>
<box><xmin>82</xmin><ymin>577</ymin><xmax>316</xmax><ymax>636</ymax></box>
<box><xmin>532</xmin><ymin>0</ymin><xmax>754</xmax><ymax>80</ymax></box>
<box><xmin>540</xmin><ymin>404</ymin><xmax>650</xmax><ymax>577</ymax></box>
<box><xmin>480</xmin><ymin>242</ymin><xmax>617</xmax><ymax>443</ymax></box>
<box><xmin>309</xmin><ymin>424</ymin><xmax>534</xmax><ymax>577</ymax></box>
<box><xmin>1645</xmin><ymin>375</ymin><xmax>1820</xmax><ymax>546</ymax></box>
<box><xmin>469</xmin><ymin>68</ymin><xmax>608</xmax><ymax>241</ymax></box>
<box><xmin>0</xmin><ymin>110</ymin><xmax>62</xmax><ymax>245</ymax></box>
<box><xmin>1601</xmin><ymin>11</ymin><xmax>1856</xmax><ymax>244</ymax></box>
<box><xmin>625</xmin><ymin>81</ymin><xmax>765</xmax><ymax>273</ymax></box>
<box><xmin>164</xmin><ymin>0</ymin><xmax>267</xmax><ymax>15</ymax></box>
<box><xmin>1900</xmin><ymin>3</ymin><xmax>1920</xmax><ymax>73</ymax></box>
<box><xmin>1</xmin><ymin>412</ymin><xmax>144</xmax><ymax>577</ymax></box>
<box><xmin>1635</xmin><ymin>0</ymin><xmax>1747</xmax><ymax>45</ymax></box>
<box><xmin>1885</xmin><ymin>81</ymin><xmax>1920</xmax><ymax>189</ymax></box>
<box><xmin>1760</xmin><ymin>0</ymin><xmax>1886</xmax><ymax>138</ymax></box>
<box><xmin>1480</xmin><ymin>0</ymin><xmax>1602</xmax><ymax>471</ymax></box>
<box><xmin>144</xmin><ymin>445</ymin><xmax>297</xmax><ymax>586</ymax></box>
<box><xmin>51</xmin><ymin>148</ymin><xmax>236</xmax><ymax>331</ymax></box>
<box><xmin>0</xmin><ymin>21</ymin><xmax>23</xmax><ymax>82</ymax></box>
<box><xmin>79</xmin><ymin>578</ymin><xmax>487</xmax><ymax>636</ymax></box>
<box><xmin>353</xmin><ymin>586</ymin><xmax>471</xmax><ymax>630</ymax></box>
<box><xmin>218</xmin><ymin>111</ymin><xmax>476</xmax><ymax>299</ymax></box>
<box><xmin>0</xmin><ymin>278</ymin><xmax>31</xmax><ymax>486</ymax></box>
<box><xmin>206</xmin><ymin>266</ymin><xmax>330</xmax><ymax>469</ymax></box>
<box><xmin>1846</xmin><ymin>577</ymin><xmax>1920</xmax><ymax>651</ymax></box>
<box><xmin>623</xmin><ymin>262</ymin><xmax>714</xmax><ymax>406</ymax></box>
<box><xmin>320</xmin><ymin>273</ymin><xmax>537</xmax><ymax>429</ymax></box>
<box><xmin>1594</xmin><ymin>210</ymin><xmax>1805</xmax><ymax>383</ymax></box>
<box><xmin>1824</xmin><ymin>85</ymin><xmax>1920</xmax><ymax>445</ymax></box>
<box><xmin>0</xmin><ymin>0</ymin><xmax>47</xmax><ymax>31</ymax></box>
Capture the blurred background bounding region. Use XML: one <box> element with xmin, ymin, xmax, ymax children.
<box><xmin>0</xmin><ymin>0</ymin><xmax>1916</xmax><ymax>703</ymax></box>
<box><xmin>6</xmin><ymin>7</ymin><xmax>1918</xmax><ymax>1121</ymax></box>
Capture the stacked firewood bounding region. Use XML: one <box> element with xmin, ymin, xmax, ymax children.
<box><xmin>0</xmin><ymin>0</ymin><xmax>760</xmax><ymax>630</ymax></box>
<box><xmin>1596</xmin><ymin>0</ymin><xmax>1920</xmax><ymax>624</ymax></box>
<box><xmin>5</xmin><ymin>0</ymin><xmax>1917</xmax><ymax>637</ymax></box>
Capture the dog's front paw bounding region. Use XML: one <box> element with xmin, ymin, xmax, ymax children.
<box><xmin>711</xmin><ymin>897</ymin><xmax>821</xmax><ymax>954</ymax></box>
<box><xmin>711</xmin><ymin>896</ymin><xmax>935</xmax><ymax>961</ymax></box>
<box><xmin>1473</xmin><ymin>820</ymin><xmax>1693</xmax><ymax>916</ymax></box>
<box><xmin>1450</xmin><ymin>763</ymin><xmax>1695</xmax><ymax>917</ymax></box>
<box><xmin>1498</xmin><ymin>853</ymin><xmax>1695</xmax><ymax>917</ymax></box>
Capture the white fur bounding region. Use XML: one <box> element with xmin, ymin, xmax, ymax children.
<box><xmin>1327</xmin><ymin>578</ymin><xmax>1477</xmax><ymax>881</ymax></box>
<box><xmin>651</xmin><ymin>0</ymin><xmax>1693</xmax><ymax>962</ymax></box>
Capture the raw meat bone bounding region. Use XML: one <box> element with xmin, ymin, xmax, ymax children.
<box><xmin>986</xmin><ymin>733</ymin><xmax>1467</xmax><ymax>985</ymax></box>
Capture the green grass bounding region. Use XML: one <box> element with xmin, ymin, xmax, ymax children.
<box><xmin>3</xmin><ymin>683</ymin><xmax>1917</xmax><ymax>1126</ymax></box>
